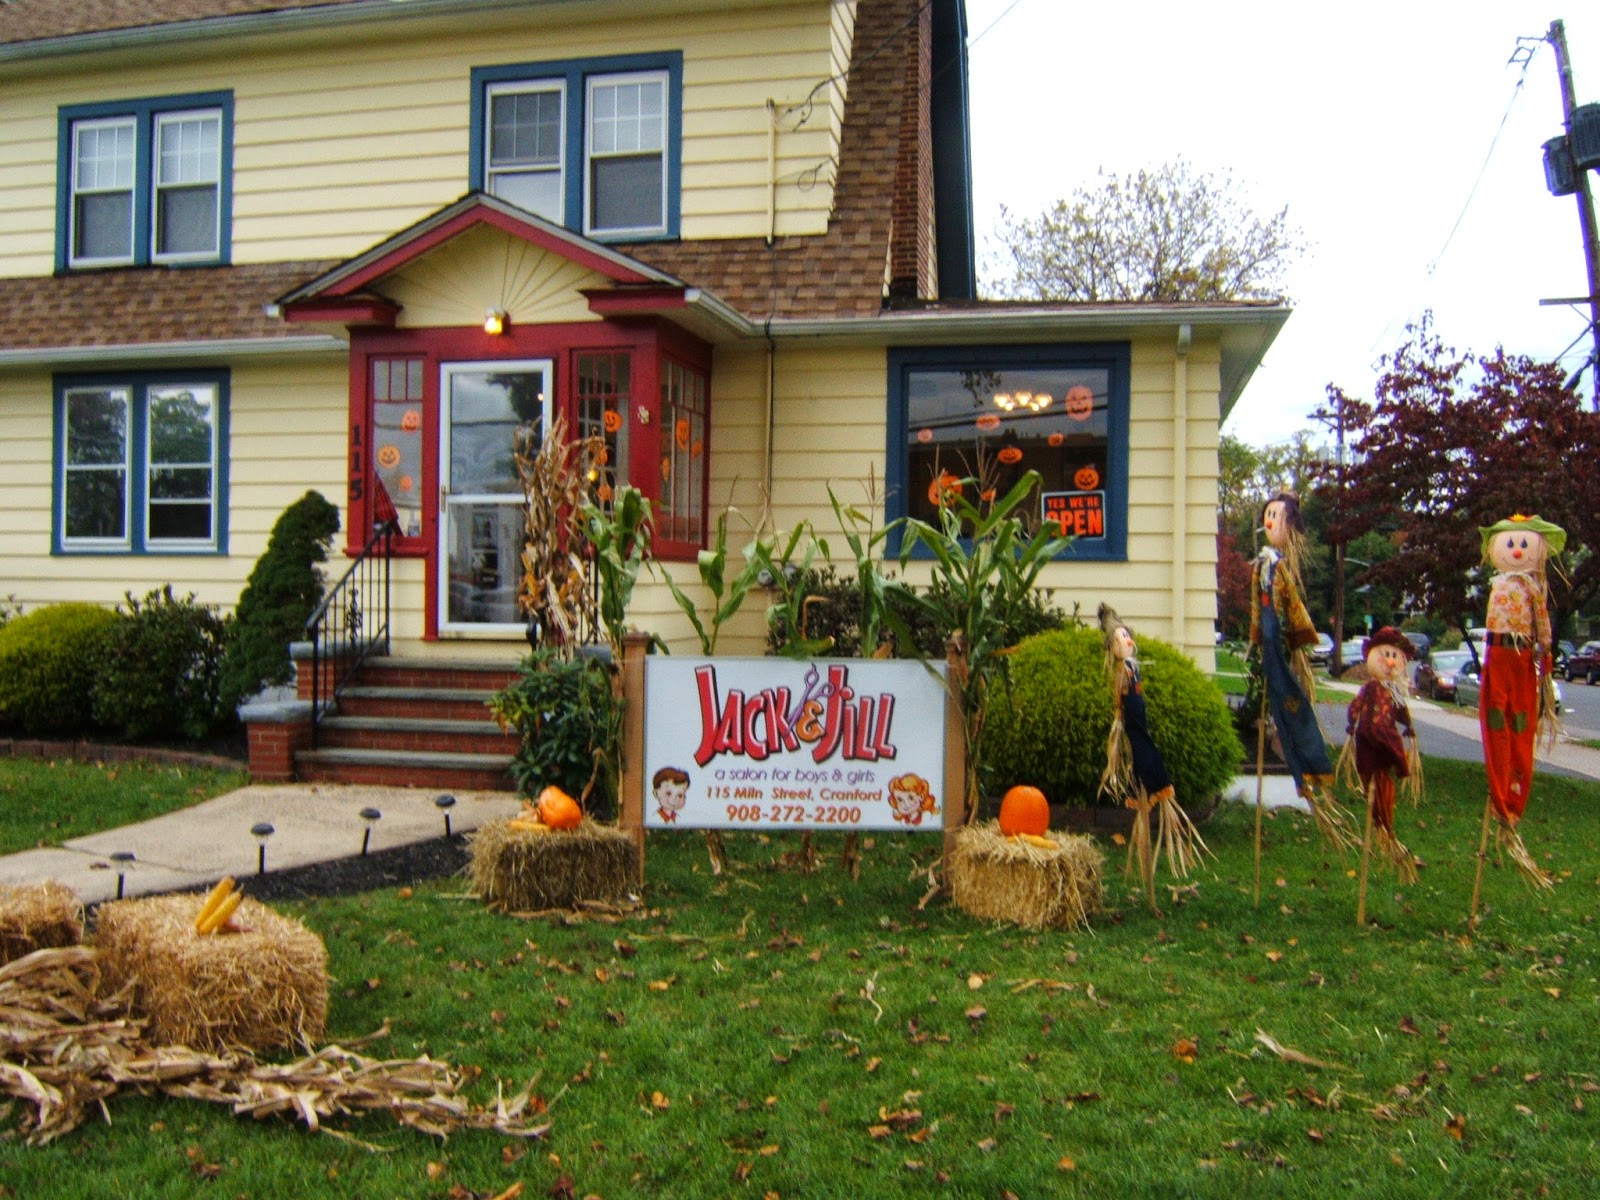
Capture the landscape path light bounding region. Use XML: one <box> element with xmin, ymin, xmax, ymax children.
<box><xmin>435</xmin><ymin>793</ymin><xmax>457</xmax><ymax>838</ymax></box>
<box><xmin>109</xmin><ymin>850</ymin><xmax>135</xmax><ymax>900</ymax></box>
<box><xmin>359</xmin><ymin>807</ymin><xmax>382</xmax><ymax>856</ymax></box>
<box><xmin>251</xmin><ymin>822</ymin><xmax>275</xmax><ymax>875</ymax></box>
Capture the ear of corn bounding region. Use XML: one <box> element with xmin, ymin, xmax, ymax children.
<box><xmin>193</xmin><ymin>877</ymin><xmax>236</xmax><ymax>931</ymax></box>
<box><xmin>196</xmin><ymin>889</ymin><xmax>244</xmax><ymax>935</ymax></box>
<box><xmin>505</xmin><ymin>816</ymin><xmax>550</xmax><ymax>834</ymax></box>
<box><xmin>1018</xmin><ymin>833</ymin><xmax>1059</xmax><ymax>851</ymax></box>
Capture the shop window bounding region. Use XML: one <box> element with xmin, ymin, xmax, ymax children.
<box><xmin>576</xmin><ymin>352</ymin><xmax>631</xmax><ymax>507</ymax></box>
<box><xmin>369</xmin><ymin>357</ymin><xmax>426</xmax><ymax>542</ymax></box>
<box><xmin>657</xmin><ymin>358</ymin><xmax>707</xmax><ymax>551</ymax></box>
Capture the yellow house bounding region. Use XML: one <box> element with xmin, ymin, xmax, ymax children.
<box><xmin>0</xmin><ymin>0</ymin><xmax>1286</xmax><ymax>786</ymax></box>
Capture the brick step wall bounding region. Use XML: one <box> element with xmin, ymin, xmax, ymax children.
<box><xmin>315</xmin><ymin>715</ymin><xmax>519</xmax><ymax>757</ymax></box>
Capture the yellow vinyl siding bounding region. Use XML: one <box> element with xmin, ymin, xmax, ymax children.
<box><xmin>0</xmin><ymin>1</ymin><xmax>849</xmax><ymax>277</ymax></box>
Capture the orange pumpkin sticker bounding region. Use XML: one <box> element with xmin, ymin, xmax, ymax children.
<box><xmin>661</xmin><ymin>456</ymin><xmax>672</xmax><ymax>481</ymax></box>
<box><xmin>691</xmin><ymin>439</ymin><xmax>703</xmax><ymax>458</ymax></box>
<box><xmin>1065</xmin><ymin>385</ymin><xmax>1094</xmax><ymax>421</ymax></box>
<box><xmin>979</xmin><ymin>487</ymin><xmax>997</xmax><ymax>503</ymax></box>
<box><xmin>975</xmin><ymin>413</ymin><xmax>1001</xmax><ymax>432</ymax></box>
<box><xmin>1048</xmin><ymin>432</ymin><xmax>1065</xmax><ymax>447</ymax></box>
<box><xmin>916</xmin><ymin>428</ymin><xmax>934</xmax><ymax>444</ymax></box>
<box><xmin>596</xmin><ymin>482</ymin><xmax>614</xmax><ymax>502</ymax></box>
<box><xmin>997</xmin><ymin>446</ymin><xmax>1024</xmax><ymax>465</ymax></box>
<box><xmin>928</xmin><ymin>471</ymin><xmax>963</xmax><ymax>507</ymax></box>
<box><xmin>675</xmin><ymin>419</ymin><xmax>691</xmax><ymax>450</ymax></box>
<box><xmin>1074</xmin><ymin>464</ymin><xmax>1101</xmax><ymax>490</ymax></box>
<box><xmin>602</xmin><ymin>408</ymin><xmax>623</xmax><ymax>433</ymax></box>
<box><xmin>400</xmin><ymin>409</ymin><xmax>420</xmax><ymax>433</ymax></box>
<box><xmin>398</xmin><ymin>474</ymin><xmax>414</xmax><ymax>493</ymax></box>
<box><xmin>375</xmin><ymin>444</ymin><xmax>402</xmax><ymax>470</ymax></box>
<box><xmin>595</xmin><ymin>446</ymin><xmax>609</xmax><ymax>465</ymax></box>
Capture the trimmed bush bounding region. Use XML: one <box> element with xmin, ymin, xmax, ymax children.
<box><xmin>218</xmin><ymin>490</ymin><xmax>341</xmax><ymax>712</ymax></box>
<box><xmin>984</xmin><ymin>626</ymin><xmax>1243</xmax><ymax>810</ymax></box>
<box><xmin>92</xmin><ymin>587</ymin><xmax>229</xmax><ymax>742</ymax></box>
<box><xmin>0</xmin><ymin>603</ymin><xmax>118</xmax><ymax>736</ymax></box>
<box><xmin>488</xmin><ymin>649</ymin><xmax>621</xmax><ymax>819</ymax></box>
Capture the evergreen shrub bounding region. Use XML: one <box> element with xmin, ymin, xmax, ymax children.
<box><xmin>489</xmin><ymin>648</ymin><xmax>620</xmax><ymax>819</ymax></box>
<box><xmin>0</xmin><ymin>603</ymin><xmax>118</xmax><ymax>735</ymax></box>
<box><xmin>218</xmin><ymin>490</ymin><xmax>341</xmax><ymax>712</ymax></box>
<box><xmin>92</xmin><ymin>586</ymin><xmax>229</xmax><ymax>742</ymax></box>
<box><xmin>984</xmin><ymin>626</ymin><xmax>1244</xmax><ymax>808</ymax></box>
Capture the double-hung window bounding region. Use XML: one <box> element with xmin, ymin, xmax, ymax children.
<box><xmin>58</xmin><ymin>92</ymin><xmax>232</xmax><ymax>269</ymax></box>
<box><xmin>54</xmin><ymin>372</ymin><xmax>229</xmax><ymax>555</ymax></box>
<box><xmin>471</xmin><ymin>54</ymin><xmax>680</xmax><ymax>239</ymax></box>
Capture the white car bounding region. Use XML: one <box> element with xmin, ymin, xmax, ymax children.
<box><xmin>1455</xmin><ymin>666</ymin><xmax>1563</xmax><ymax>711</ymax></box>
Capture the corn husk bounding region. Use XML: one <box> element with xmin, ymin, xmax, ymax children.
<box><xmin>468</xmin><ymin>818</ymin><xmax>637</xmax><ymax>912</ymax></box>
<box><xmin>95</xmin><ymin>893</ymin><xmax>327</xmax><ymax>1055</ymax></box>
<box><xmin>0</xmin><ymin>882</ymin><xmax>84</xmax><ymax>965</ymax></box>
<box><xmin>1497</xmin><ymin>822</ymin><xmax>1554</xmax><ymax>891</ymax></box>
<box><xmin>1154</xmin><ymin>792</ymin><xmax>1212</xmax><ymax>879</ymax></box>
<box><xmin>950</xmin><ymin>822</ymin><xmax>1102</xmax><ymax>931</ymax></box>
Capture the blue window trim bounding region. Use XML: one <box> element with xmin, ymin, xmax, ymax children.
<box><xmin>56</xmin><ymin>91</ymin><xmax>234</xmax><ymax>271</ymax></box>
<box><xmin>885</xmin><ymin>343</ymin><xmax>1131</xmax><ymax>562</ymax></box>
<box><xmin>52</xmin><ymin>369</ymin><xmax>231</xmax><ymax>556</ymax></box>
<box><xmin>469</xmin><ymin>52</ymin><xmax>682</xmax><ymax>240</ymax></box>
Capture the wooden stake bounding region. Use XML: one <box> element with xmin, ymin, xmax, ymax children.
<box><xmin>1468</xmin><ymin>794</ymin><xmax>1495</xmax><ymax>928</ymax></box>
<box><xmin>1355</xmin><ymin>784</ymin><xmax>1375</xmax><ymax>927</ymax></box>
<box><xmin>1253</xmin><ymin>691</ymin><xmax>1268</xmax><ymax>907</ymax></box>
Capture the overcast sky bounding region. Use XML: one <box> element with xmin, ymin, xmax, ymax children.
<box><xmin>964</xmin><ymin>0</ymin><xmax>1600</xmax><ymax>447</ymax></box>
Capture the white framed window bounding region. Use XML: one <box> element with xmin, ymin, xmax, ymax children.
<box><xmin>145</xmin><ymin>384</ymin><xmax>219</xmax><ymax>545</ymax></box>
<box><xmin>585</xmin><ymin>71</ymin><xmax>667</xmax><ymax>237</ymax></box>
<box><xmin>153</xmin><ymin>110</ymin><xmax>222</xmax><ymax>261</ymax></box>
<box><xmin>62</xmin><ymin>386</ymin><xmax>133</xmax><ymax>547</ymax></box>
<box><xmin>70</xmin><ymin>118</ymin><xmax>136</xmax><ymax>265</ymax></box>
<box><xmin>486</xmin><ymin>81</ymin><xmax>566</xmax><ymax>223</ymax></box>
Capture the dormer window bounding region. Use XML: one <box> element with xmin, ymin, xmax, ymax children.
<box><xmin>471</xmin><ymin>54</ymin><xmax>680</xmax><ymax>240</ymax></box>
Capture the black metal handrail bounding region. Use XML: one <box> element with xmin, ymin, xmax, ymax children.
<box><xmin>304</xmin><ymin>519</ymin><xmax>396</xmax><ymax>747</ymax></box>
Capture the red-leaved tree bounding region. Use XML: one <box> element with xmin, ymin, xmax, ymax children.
<box><xmin>1319</xmin><ymin>317</ymin><xmax>1600</xmax><ymax>628</ymax></box>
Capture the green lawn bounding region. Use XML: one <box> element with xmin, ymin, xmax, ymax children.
<box><xmin>1</xmin><ymin>758</ymin><xmax>1596</xmax><ymax>1198</ymax></box>
<box><xmin>0</xmin><ymin>758</ymin><xmax>247</xmax><ymax>856</ymax></box>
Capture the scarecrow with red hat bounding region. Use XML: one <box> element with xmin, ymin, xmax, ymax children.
<box><xmin>1473</xmin><ymin>514</ymin><xmax>1564</xmax><ymax>901</ymax></box>
<box><xmin>1340</xmin><ymin>627</ymin><xmax>1423</xmax><ymax>921</ymax></box>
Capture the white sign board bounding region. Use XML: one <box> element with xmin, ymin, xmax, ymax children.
<box><xmin>643</xmin><ymin>657</ymin><xmax>949</xmax><ymax>831</ymax></box>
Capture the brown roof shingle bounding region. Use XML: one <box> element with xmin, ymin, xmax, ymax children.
<box><xmin>0</xmin><ymin>0</ymin><xmax>365</xmax><ymax>47</ymax></box>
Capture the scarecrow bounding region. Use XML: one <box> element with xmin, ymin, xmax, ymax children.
<box><xmin>1339</xmin><ymin>627</ymin><xmax>1423</xmax><ymax>922</ymax></box>
<box><xmin>1098</xmin><ymin>604</ymin><xmax>1208</xmax><ymax>913</ymax></box>
<box><xmin>1249</xmin><ymin>492</ymin><xmax>1356</xmax><ymax>852</ymax></box>
<box><xmin>1473</xmin><ymin>514</ymin><xmax>1564</xmax><ymax>903</ymax></box>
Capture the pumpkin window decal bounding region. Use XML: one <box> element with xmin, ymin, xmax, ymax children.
<box><xmin>398</xmin><ymin>474</ymin><xmax>414</xmax><ymax>493</ymax></box>
<box><xmin>1047</xmin><ymin>432</ymin><xmax>1065</xmax><ymax>447</ymax></box>
<box><xmin>691</xmin><ymin>439</ymin><xmax>703</xmax><ymax>458</ymax></box>
<box><xmin>596</xmin><ymin>482</ymin><xmax>614</xmax><ymax>502</ymax></box>
<box><xmin>928</xmin><ymin>471</ymin><xmax>963</xmax><ymax>507</ymax></box>
<box><xmin>916</xmin><ymin>428</ymin><xmax>934</xmax><ymax>444</ymax></box>
<box><xmin>375</xmin><ymin>444</ymin><xmax>402</xmax><ymax>470</ymax></box>
<box><xmin>1074</xmin><ymin>464</ymin><xmax>1101</xmax><ymax>491</ymax></box>
<box><xmin>602</xmin><ymin>408</ymin><xmax>623</xmax><ymax>433</ymax></box>
<box><xmin>975</xmin><ymin>412</ymin><xmax>1001</xmax><ymax>432</ymax></box>
<box><xmin>675</xmin><ymin>418</ymin><xmax>691</xmax><ymax>451</ymax></box>
<box><xmin>660</xmin><ymin>456</ymin><xmax>672</xmax><ymax>482</ymax></box>
<box><xmin>400</xmin><ymin>409</ymin><xmax>421</xmax><ymax>433</ymax></box>
<box><xmin>997</xmin><ymin>445</ymin><xmax>1024</xmax><ymax>465</ymax></box>
<box><xmin>1064</xmin><ymin>385</ymin><xmax>1094</xmax><ymax>422</ymax></box>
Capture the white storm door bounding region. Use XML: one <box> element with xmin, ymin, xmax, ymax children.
<box><xmin>438</xmin><ymin>360</ymin><xmax>552</xmax><ymax>635</ymax></box>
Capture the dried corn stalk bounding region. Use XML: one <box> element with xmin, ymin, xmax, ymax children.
<box><xmin>516</xmin><ymin>412</ymin><xmax>605</xmax><ymax>654</ymax></box>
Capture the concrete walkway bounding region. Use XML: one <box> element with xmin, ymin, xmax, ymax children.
<box><xmin>0</xmin><ymin>783</ymin><xmax>522</xmax><ymax>906</ymax></box>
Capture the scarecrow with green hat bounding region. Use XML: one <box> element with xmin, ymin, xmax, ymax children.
<box><xmin>1472</xmin><ymin>513</ymin><xmax>1564</xmax><ymax>902</ymax></box>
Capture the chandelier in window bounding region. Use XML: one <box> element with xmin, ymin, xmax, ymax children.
<box><xmin>992</xmin><ymin>391</ymin><xmax>1052</xmax><ymax>413</ymax></box>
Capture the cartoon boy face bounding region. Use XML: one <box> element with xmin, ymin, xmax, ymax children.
<box><xmin>655</xmin><ymin>777</ymin><xmax>687</xmax><ymax>813</ymax></box>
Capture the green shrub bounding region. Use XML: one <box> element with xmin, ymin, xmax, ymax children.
<box><xmin>984</xmin><ymin>626</ymin><xmax>1244</xmax><ymax>810</ymax></box>
<box><xmin>91</xmin><ymin>586</ymin><xmax>229</xmax><ymax>742</ymax></box>
<box><xmin>218</xmin><ymin>490</ymin><xmax>341</xmax><ymax>712</ymax></box>
<box><xmin>488</xmin><ymin>648</ymin><xmax>620</xmax><ymax>818</ymax></box>
<box><xmin>0</xmin><ymin>603</ymin><xmax>118</xmax><ymax>735</ymax></box>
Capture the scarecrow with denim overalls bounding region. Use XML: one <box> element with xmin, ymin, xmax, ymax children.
<box><xmin>1474</xmin><ymin>514</ymin><xmax>1564</xmax><ymax>894</ymax></box>
<box><xmin>1249</xmin><ymin>492</ymin><xmax>1356</xmax><ymax>852</ymax></box>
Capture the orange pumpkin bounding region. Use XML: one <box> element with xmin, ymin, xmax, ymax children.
<box><xmin>1074</xmin><ymin>464</ymin><xmax>1100</xmax><ymax>491</ymax></box>
<box><xmin>975</xmin><ymin>413</ymin><xmax>1001</xmax><ymax>432</ymax></box>
<box><xmin>602</xmin><ymin>408</ymin><xmax>623</xmax><ymax>433</ymax></box>
<box><xmin>928</xmin><ymin>471</ymin><xmax>963</xmax><ymax>507</ymax></box>
<box><xmin>998</xmin><ymin>785</ymin><xmax>1050</xmax><ymax>837</ymax></box>
<box><xmin>1047</xmin><ymin>432</ymin><xmax>1065</xmax><ymax>447</ymax></box>
<box><xmin>997</xmin><ymin>446</ymin><xmax>1024</xmax><ymax>465</ymax></box>
<box><xmin>536</xmin><ymin>785</ymin><xmax>583</xmax><ymax>830</ymax></box>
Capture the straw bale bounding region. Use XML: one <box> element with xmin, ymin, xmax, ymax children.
<box><xmin>950</xmin><ymin>822</ymin><xmax>1103</xmax><ymax>931</ymax></box>
<box><xmin>469</xmin><ymin>819</ymin><xmax>637</xmax><ymax>911</ymax></box>
<box><xmin>0</xmin><ymin>882</ymin><xmax>85</xmax><ymax>964</ymax></box>
<box><xmin>94</xmin><ymin>893</ymin><xmax>327</xmax><ymax>1054</ymax></box>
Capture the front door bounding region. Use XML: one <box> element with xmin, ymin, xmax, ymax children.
<box><xmin>438</xmin><ymin>360</ymin><xmax>551</xmax><ymax>635</ymax></box>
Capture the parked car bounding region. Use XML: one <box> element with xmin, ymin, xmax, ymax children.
<box><xmin>1308</xmin><ymin>632</ymin><xmax>1335</xmax><ymax>666</ymax></box>
<box><xmin>1414</xmin><ymin>648</ymin><xmax>1475</xmax><ymax>702</ymax></box>
<box><xmin>1338</xmin><ymin>637</ymin><xmax>1368</xmax><ymax>669</ymax></box>
<box><xmin>1564</xmin><ymin>641</ymin><xmax>1600</xmax><ymax>685</ymax></box>
<box><xmin>1404</xmin><ymin>631</ymin><xmax>1432</xmax><ymax>660</ymax></box>
<box><xmin>1555</xmin><ymin>640</ymin><xmax>1577</xmax><ymax>672</ymax></box>
<box><xmin>1456</xmin><ymin>666</ymin><xmax>1563</xmax><ymax>710</ymax></box>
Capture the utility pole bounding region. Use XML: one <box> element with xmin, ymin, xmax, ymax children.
<box><xmin>1549</xmin><ymin>20</ymin><xmax>1600</xmax><ymax>405</ymax></box>
<box><xmin>1330</xmin><ymin>391</ymin><xmax>1346</xmax><ymax>679</ymax></box>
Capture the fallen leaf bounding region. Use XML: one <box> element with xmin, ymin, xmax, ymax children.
<box><xmin>868</xmin><ymin>1124</ymin><xmax>893</xmax><ymax>1140</ymax></box>
<box><xmin>651</xmin><ymin>1091</ymin><xmax>670</xmax><ymax>1111</ymax></box>
<box><xmin>396</xmin><ymin>886</ymin><xmax>414</xmax><ymax>899</ymax></box>
<box><xmin>967</xmin><ymin>973</ymin><xmax>985</xmax><ymax>990</ymax></box>
<box><xmin>759</xmin><ymin>1144</ymin><xmax>780</xmax><ymax>1156</ymax></box>
<box><xmin>1111</xmin><ymin>832</ymin><xmax>1127</xmax><ymax>846</ymax></box>
<box><xmin>976</xmin><ymin>1137</ymin><xmax>997</xmax><ymax>1152</ymax></box>
<box><xmin>426</xmin><ymin>1162</ymin><xmax>448</xmax><ymax>1180</ymax></box>
<box><xmin>648</xmin><ymin>977</ymin><xmax>675</xmax><ymax>991</ymax></box>
<box><xmin>966</xmin><ymin>1005</ymin><xmax>988</xmax><ymax>1023</ymax></box>
<box><xmin>1545</xmin><ymin>987</ymin><xmax>1562</xmax><ymax>999</ymax></box>
<box><xmin>1171</xmin><ymin>1037</ymin><xmax>1198</xmax><ymax>1064</ymax></box>
<box><xmin>1057</xmin><ymin>1156</ymin><xmax>1077</xmax><ymax>1171</ymax></box>
<box><xmin>733</xmin><ymin>1162</ymin><xmax>753</xmax><ymax>1183</ymax></box>
<box><xmin>1398</xmin><ymin>1017</ymin><xmax>1420</xmax><ymax>1036</ymax></box>
<box><xmin>1444</xmin><ymin>1112</ymin><xmax>1467</xmax><ymax>1140</ymax></box>
<box><xmin>1306</xmin><ymin>1128</ymin><xmax>1325</xmax><ymax>1144</ymax></box>
<box><xmin>1254</xmin><ymin>1028</ymin><xmax>1339</xmax><ymax>1069</ymax></box>
<box><xmin>1266</xmin><ymin>950</ymin><xmax>1283</xmax><ymax>963</ymax></box>
<box><xmin>865</xmin><ymin>1056</ymin><xmax>882</xmax><ymax>1073</ymax></box>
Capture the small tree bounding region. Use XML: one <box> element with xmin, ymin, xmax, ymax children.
<box><xmin>990</xmin><ymin>160</ymin><xmax>1303</xmax><ymax>303</ymax></box>
<box><xmin>219</xmin><ymin>490</ymin><xmax>340</xmax><ymax>711</ymax></box>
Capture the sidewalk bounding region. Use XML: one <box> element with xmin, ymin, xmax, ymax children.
<box><xmin>0</xmin><ymin>783</ymin><xmax>522</xmax><ymax>906</ymax></box>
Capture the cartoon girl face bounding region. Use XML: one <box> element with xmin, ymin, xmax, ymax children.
<box><xmin>1489</xmin><ymin>530</ymin><xmax>1545</xmax><ymax>574</ymax></box>
<box><xmin>1365</xmin><ymin>643</ymin><xmax>1409</xmax><ymax>682</ymax></box>
<box><xmin>889</xmin><ymin>784</ymin><xmax>922</xmax><ymax>818</ymax></box>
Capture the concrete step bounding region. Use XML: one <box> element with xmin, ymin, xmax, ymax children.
<box><xmin>336</xmin><ymin>686</ymin><xmax>500</xmax><ymax>721</ymax></box>
<box><xmin>295</xmin><ymin>746</ymin><xmax>516</xmax><ymax>790</ymax></box>
<box><xmin>316</xmin><ymin>714</ymin><xmax>519</xmax><ymax>757</ymax></box>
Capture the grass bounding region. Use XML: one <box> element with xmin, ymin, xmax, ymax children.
<box><xmin>1</xmin><ymin>759</ymin><xmax>1596</xmax><ymax>1198</ymax></box>
<box><xmin>0</xmin><ymin>758</ymin><xmax>248</xmax><ymax>856</ymax></box>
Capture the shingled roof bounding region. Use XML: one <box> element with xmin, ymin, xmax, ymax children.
<box><xmin>0</xmin><ymin>0</ymin><xmax>365</xmax><ymax>46</ymax></box>
<box><xmin>0</xmin><ymin>0</ymin><xmax>929</xmax><ymax>354</ymax></box>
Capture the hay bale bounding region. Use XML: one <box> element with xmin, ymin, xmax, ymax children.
<box><xmin>94</xmin><ymin>893</ymin><xmax>327</xmax><ymax>1054</ymax></box>
<box><xmin>468</xmin><ymin>819</ymin><xmax>637</xmax><ymax>911</ymax></box>
<box><xmin>0</xmin><ymin>882</ymin><xmax>85</xmax><ymax>964</ymax></box>
<box><xmin>950</xmin><ymin>822</ymin><xmax>1103</xmax><ymax>931</ymax></box>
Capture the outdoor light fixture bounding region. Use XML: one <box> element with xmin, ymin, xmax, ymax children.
<box><xmin>110</xmin><ymin>850</ymin><xmax>135</xmax><ymax>900</ymax></box>
<box><xmin>251</xmin><ymin>821</ymin><xmax>275</xmax><ymax>875</ymax></box>
<box><xmin>359</xmin><ymin>807</ymin><xmax>382</xmax><ymax>856</ymax></box>
<box><xmin>435</xmin><ymin>793</ymin><xmax>457</xmax><ymax>838</ymax></box>
<box><xmin>483</xmin><ymin>307</ymin><xmax>507</xmax><ymax>335</ymax></box>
